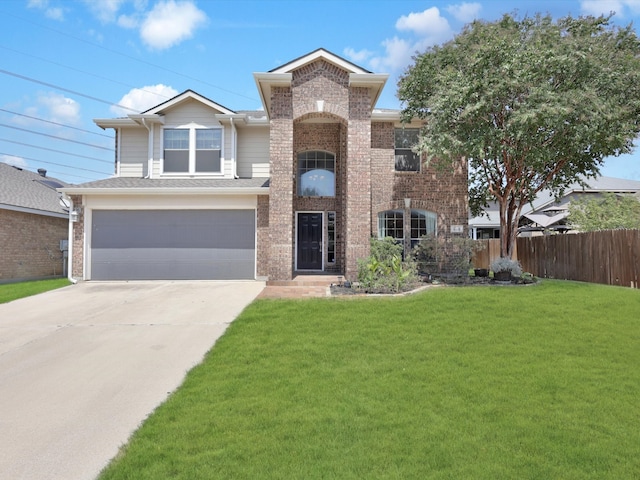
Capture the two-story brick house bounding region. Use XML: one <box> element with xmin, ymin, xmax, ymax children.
<box><xmin>61</xmin><ymin>49</ymin><xmax>468</xmax><ymax>282</ymax></box>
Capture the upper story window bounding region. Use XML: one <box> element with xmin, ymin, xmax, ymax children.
<box><xmin>394</xmin><ymin>128</ymin><xmax>421</xmax><ymax>172</ymax></box>
<box><xmin>298</xmin><ymin>150</ymin><xmax>335</xmax><ymax>197</ymax></box>
<box><xmin>163</xmin><ymin>127</ymin><xmax>222</xmax><ymax>174</ymax></box>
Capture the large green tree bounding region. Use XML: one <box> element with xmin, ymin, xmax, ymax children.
<box><xmin>569</xmin><ymin>192</ymin><xmax>640</xmax><ymax>231</ymax></box>
<box><xmin>398</xmin><ymin>13</ymin><xmax>640</xmax><ymax>258</ymax></box>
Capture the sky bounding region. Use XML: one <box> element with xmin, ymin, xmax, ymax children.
<box><xmin>1</xmin><ymin>0</ymin><xmax>640</xmax><ymax>184</ymax></box>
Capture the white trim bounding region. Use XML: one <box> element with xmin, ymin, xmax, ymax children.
<box><xmin>270</xmin><ymin>49</ymin><xmax>370</xmax><ymax>74</ymax></box>
<box><xmin>0</xmin><ymin>203</ymin><xmax>67</xmax><ymax>219</ymax></box>
<box><xmin>161</xmin><ymin>124</ymin><xmax>225</xmax><ymax>176</ymax></box>
<box><xmin>59</xmin><ymin>187</ymin><xmax>268</xmax><ymax>196</ymax></box>
<box><xmin>295</xmin><ymin>211</ymin><xmax>324</xmax><ymax>272</ymax></box>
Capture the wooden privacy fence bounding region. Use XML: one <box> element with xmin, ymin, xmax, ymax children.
<box><xmin>516</xmin><ymin>230</ymin><xmax>640</xmax><ymax>289</ymax></box>
<box><xmin>471</xmin><ymin>239</ymin><xmax>516</xmax><ymax>269</ymax></box>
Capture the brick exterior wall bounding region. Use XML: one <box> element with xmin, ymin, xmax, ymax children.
<box><xmin>256</xmin><ymin>194</ymin><xmax>270</xmax><ymax>278</ymax></box>
<box><xmin>344</xmin><ymin>87</ymin><xmax>372</xmax><ymax>280</ymax></box>
<box><xmin>268</xmin><ymin>86</ymin><xmax>295</xmax><ymax>281</ymax></box>
<box><xmin>70</xmin><ymin>195</ymin><xmax>84</xmax><ymax>279</ymax></box>
<box><xmin>293</xmin><ymin>121</ymin><xmax>345</xmax><ymax>273</ymax></box>
<box><xmin>0</xmin><ymin>209</ymin><xmax>67</xmax><ymax>280</ymax></box>
<box><xmin>371</xmin><ymin>122</ymin><xmax>469</xmax><ymax>271</ymax></box>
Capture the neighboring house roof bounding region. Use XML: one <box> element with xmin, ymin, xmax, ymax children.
<box><xmin>0</xmin><ymin>163</ymin><xmax>69</xmax><ymax>218</ymax></box>
<box><xmin>469</xmin><ymin>175</ymin><xmax>640</xmax><ymax>230</ymax></box>
<box><xmin>60</xmin><ymin>177</ymin><xmax>270</xmax><ymax>195</ymax></box>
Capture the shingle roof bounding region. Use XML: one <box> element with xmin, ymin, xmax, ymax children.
<box><xmin>64</xmin><ymin>176</ymin><xmax>270</xmax><ymax>190</ymax></box>
<box><xmin>0</xmin><ymin>163</ymin><xmax>70</xmax><ymax>216</ymax></box>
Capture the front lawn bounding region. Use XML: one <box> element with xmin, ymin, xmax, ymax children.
<box><xmin>0</xmin><ymin>278</ymin><xmax>70</xmax><ymax>304</ymax></box>
<box><xmin>99</xmin><ymin>281</ymin><xmax>640</xmax><ymax>479</ymax></box>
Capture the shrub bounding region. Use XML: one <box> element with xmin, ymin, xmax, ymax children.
<box><xmin>490</xmin><ymin>257</ymin><xmax>523</xmax><ymax>277</ymax></box>
<box><xmin>357</xmin><ymin>237</ymin><xmax>419</xmax><ymax>293</ymax></box>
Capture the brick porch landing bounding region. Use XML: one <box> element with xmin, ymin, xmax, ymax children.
<box><xmin>257</xmin><ymin>274</ymin><xmax>344</xmax><ymax>299</ymax></box>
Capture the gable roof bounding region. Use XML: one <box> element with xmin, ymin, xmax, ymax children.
<box><xmin>254</xmin><ymin>48</ymin><xmax>388</xmax><ymax>118</ymax></box>
<box><xmin>269</xmin><ymin>48</ymin><xmax>372</xmax><ymax>75</ymax></box>
<box><xmin>0</xmin><ymin>163</ymin><xmax>70</xmax><ymax>218</ymax></box>
<box><xmin>142</xmin><ymin>89</ymin><xmax>237</xmax><ymax>115</ymax></box>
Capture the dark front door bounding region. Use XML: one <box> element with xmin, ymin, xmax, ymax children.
<box><xmin>297</xmin><ymin>212</ymin><xmax>323</xmax><ymax>270</ymax></box>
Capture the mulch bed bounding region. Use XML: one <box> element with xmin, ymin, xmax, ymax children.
<box><xmin>330</xmin><ymin>274</ymin><xmax>537</xmax><ymax>296</ymax></box>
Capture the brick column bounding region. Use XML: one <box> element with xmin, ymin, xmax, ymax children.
<box><xmin>268</xmin><ymin>87</ymin><xmax>294</xmax><ymax>281</ymax></box>
<box><xmin>70</xmin><ymin>195</ymin><xmax>84</xmax><ymax>279</ymax></box>
<box><xmin>344</xmin><ymin>87</ymin><xmax>372</xmax><ymax>280</ymax></box>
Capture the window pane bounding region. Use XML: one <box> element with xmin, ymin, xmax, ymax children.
<box><xmin>298</xmin><ymin>151</ymin><xmax>335</xmax><ymax>197</ymax></box>
<box><xmin>196</xmin><ymin>150</ymin><xmax>221</xmax><ymax>172</ymax></box>
<box><xmin>394</xmin><ymin>128</ymin><xmax>420</xmax><ymax>172</ymax></box>
<box><xmin>164</xmin><ymin>150</ymin><xmax>189</xmax><ymax>172</ymax></box>
<box><xmin>378</xmin><ymin>210</ymin><xmax>404</xmax><ymax>240</ymax></box>
<box><xmin>395</xmin><ymin>151</ymin><xmax>421</xmax><ymax>171</ymax></box>
<box><xmin>164</xmin><ymin>129</ymin><xmax>189</xmax><ymax>149</ymax></box>
<box><xmin>196</xmin><ymin>129</ymin><xmax>221</xmax><ymax>149</ymax></box>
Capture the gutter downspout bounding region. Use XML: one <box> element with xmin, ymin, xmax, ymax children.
<box><xmin>231</xmin><ymin>117</ymin><xmax>239</xmax><ymax>179</ymax></box>
<box><xmin>65</xmin><ymin>195</ymin><xmax>77</xmax><ymax>284</ymax></box>
<box><xmin>141</xmin><ymin>118</ymin><xmax>153</xmax><ymax>179</ymax></box>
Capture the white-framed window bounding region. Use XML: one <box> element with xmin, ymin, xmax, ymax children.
<box><xmin>394</xmin><ymin>128</ymin><xmax>421</xmax><ymax>172</ymax></box>
<box><xmin>298</xmin><ymin>151</ymin><xmax>335</xmax><ymax>197</ymax></box>
<box><xmin>378</xmin><ymin>209</ymin><xmax>436</xmax><ymax>247</ymax></box>
<box><xmin>163</xmin><ymin>127</ymin><xmax>222</xmax><ymax>174</ymax></box>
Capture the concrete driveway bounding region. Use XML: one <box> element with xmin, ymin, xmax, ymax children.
<box><xmin>0</xmin><ymin>280</ymin><xmax>264</xmax><ymax>480</ymax></box>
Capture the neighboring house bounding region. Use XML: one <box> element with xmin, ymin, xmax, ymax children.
<box><xmin>0</xmin><ymin>163</ymin><xmax>69</xmax><ymax>281</ymax></box>
<box><xmin>469</xmin><ymin>176</ymin><xmax>640</xmax><ymax>239</ymax></box>
<box><xmin>60</xmin><ymin>48</ymin><xmax>468</xmax><ymax>282</ymax></box>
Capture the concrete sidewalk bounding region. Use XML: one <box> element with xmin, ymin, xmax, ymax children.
<box><xmin>0</xmin><ymin>280</ymin><xmax>264</xmax><ymax>480</ymax></box>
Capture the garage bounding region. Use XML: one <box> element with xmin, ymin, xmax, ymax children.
<box><xmin>90</xmin><ymin>209</ymin><xmax>255</xmax><ymax>280</ymax></box>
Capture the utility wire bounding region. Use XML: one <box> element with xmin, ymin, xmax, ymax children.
<box><xmin>0</xmin><ymin>108</ymin><xmax>112</xmax><ymax>138</ymax></box>
<box><xmin>0</xmin><ymin>68</ymin><xmax>139</xmax><ymax>113</ymax></box>
<box><xmin>0</xmin><ymin>151</ymin><xmax>110</xmax><ymax>176</ymax></box>
<box><xmin>0</xmin><ymin>138</ymin><xmax>113</xmax><ymax>164</ymax></box>
<box><xmin>0</xmin><ymin>10</ymin><xmax>259</xmax><ymax>103</ymax></box>
<box><xmin>11</xmin><ymin>165</ymin><xmax>99</xmax><ymax>181</ymax></box>
<box><xmin>0</xmin><ymin>45</ymin><xmax>175</xmax><ymax>104</ymax></box>
<box><xmin>0</xmin><ymin>123</ymin><xmax>112</xmax><ymax>151</ymax></box>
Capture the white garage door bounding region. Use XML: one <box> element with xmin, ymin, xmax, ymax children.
<box><xmin>91</xmin><ymin>210</ymin><xmax>255</xmax><ymax>280</ymax></box>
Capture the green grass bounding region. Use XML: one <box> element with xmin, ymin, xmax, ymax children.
<box><xmin>0</xmin><ymin>278</ymin><xmax>70</xmax><ymax>304</ymax></box>
<box><xmin>99</xmin><ymin>280</ymin><xmax>640</xmax><ymax>479</ymax></box>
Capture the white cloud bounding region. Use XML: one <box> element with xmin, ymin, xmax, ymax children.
<box><xmin>110</xmin><ymin>84</ymin><xmax>179</xmax><ymax>115</ymax></box>
<box><xmin>37</xmin><ymin>92</ymin><xmax>81</xmax><ymax>125</ymax></box>
<box><xmin>1</xmin><ymin>155</ymin><xmax>28</xmax><ymax>169</ymax></box>
<box><xmin>366</xmin><ymin>7</ymin><xmax>454</xmax><ymax>73</ymax></box>
<box><xmin>580</xmin><ymin>0</ymin><xmax>640</xmax><ymax>16</ymax></box>
<box><xmin>82</xmin><ymin>0</ymin><xmax>127</xmax><ymax>23</ymax></box>
<box><xmin>343</xmin><ymin>47</ymin><xmax>374</xmax><ymax>64</ymax></box>
<box><xmin>446</xmin><ymin>2</ymin><xmax>482</xmax><ymax>23</ymax></box>
<box><xmin>370</xmin><ymin>37</ymin><xmax>414</xmax><ymax>72</ymax></box>
<box><xmin>140</xmin><ymin>0</ymin><xmax>208</xmax><ymax>50</ymax></box>
<box><xmin>396</xmin><ymin>7</ymin><xmax>452</xmax><ymax>38</ymax></box>
<box><xmin>118</xmin><ymin>13</ymin><xmax>140</xmax><ymax>29</ymax></box>
<box><xmin>27</xmin><ymin>0</ymin><xmax>65</xmax><ymax>21</ymax></box>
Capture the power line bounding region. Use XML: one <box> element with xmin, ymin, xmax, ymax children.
<box><xmin>0</xmin><ymin>108</ymin><xmax>112</xmax><ymax>138</ymax></box>
<box><xmin>0</xmin><ymin>151</ymin><xmax>110</xmax><ymax>176</ymax></box>
<box><xmin>0</xmin><ymin>138</ymin><xmax>113</xmax><ymax>164</ymax></box>
<box><xmin>0</xmin><ymin>123</ymin><xmax>112</xmax><ymax>151</ymax></box>
<box><xmin>0</xmin><ymin>10</ymin><xmax>259</xmax><ymax>103</ymax></box>
<box><xmin>0</xmin><ymin>45</ymin><xmax>176</xmax><ymax>104</ymax></box>
<box><xmin>0</xmin><ymin>68</ymin><xmax>139</xmax><ymax>113</ymax></box>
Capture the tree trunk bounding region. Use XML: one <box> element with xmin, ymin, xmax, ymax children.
<box><xmin>498</xmin><ymin>197</ymin><xmax>520</xmax><ymax>259</ymax></box>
